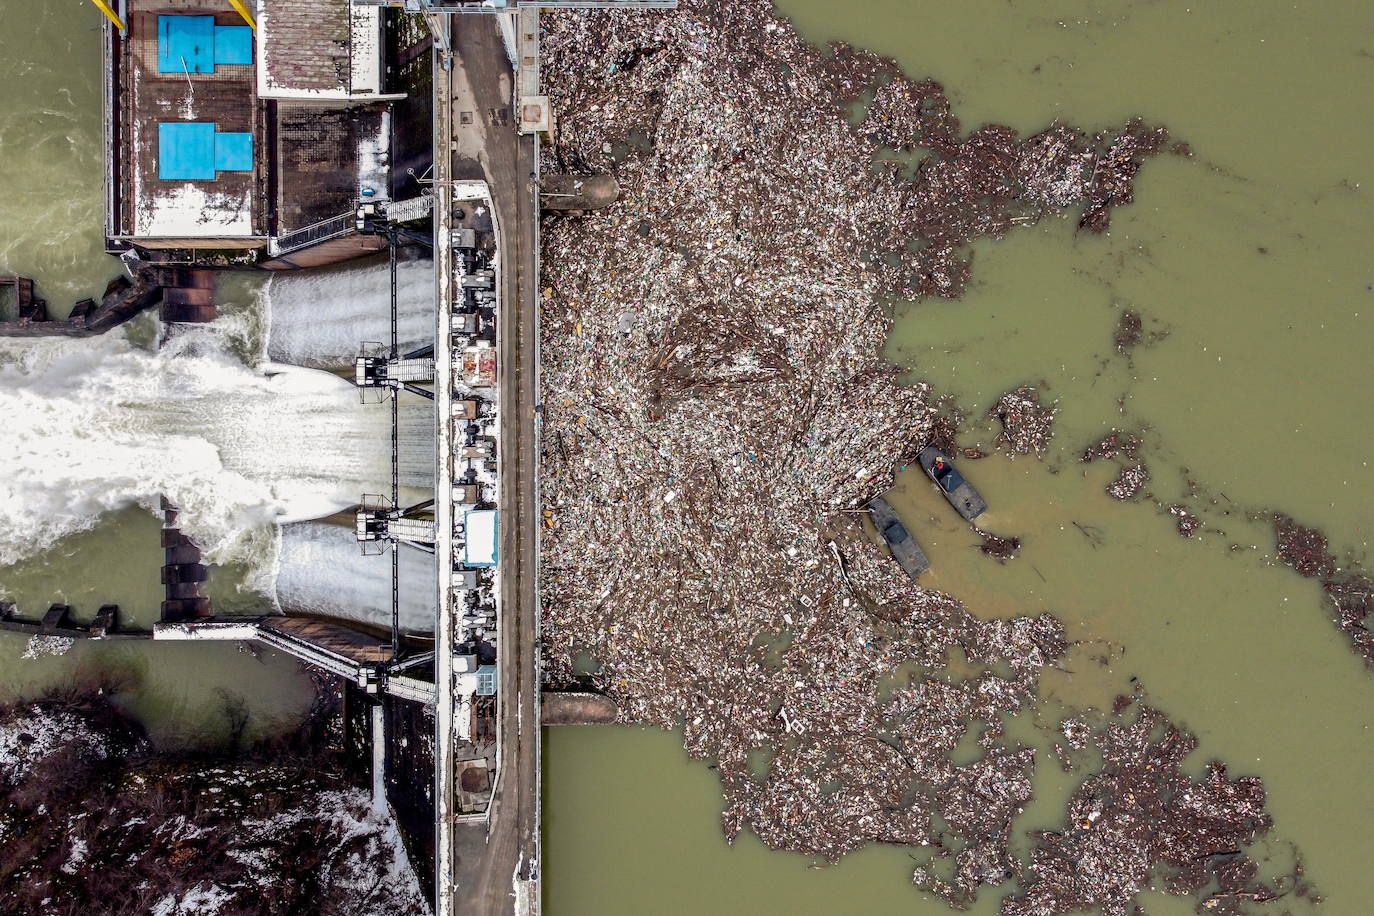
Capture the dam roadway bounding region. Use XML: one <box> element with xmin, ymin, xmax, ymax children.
<box><xmin>435</xmin><ymin>13</ymin><xmax>541</xmax><ymax>916</ymax></box>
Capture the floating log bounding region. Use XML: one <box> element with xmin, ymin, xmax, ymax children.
<box><xmin>540</xmin><ymin>174</ymin><xmax>620</xmax><ymax>212</ymax></box>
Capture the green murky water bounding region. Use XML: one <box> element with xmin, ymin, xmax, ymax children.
<box><xmin>0</xmin><ymin>2</ymin><xmax>303</xmax><ymax>748</ymax></box>
<box><xmin>0</xmin><ymin>3</ymin><xmax>117</xmax><ymax>311</ymax></box>
<box><xmin>0</xmin><ymin>504</ymin><xmax>299</xmax><ymax>749</ymax></box>
<box><xmin>546</xmin><ymin>1</ymin><xmax>1374</xmax><ymax>914</ymax></box>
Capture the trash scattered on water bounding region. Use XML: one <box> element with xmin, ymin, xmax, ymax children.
<box><xmin>537</xmin><ymin>2</ymin><xmax>1271</xmax><ymax>908</ymax></box>
<box><xmin>20</xmin><ymin>635</ymin><xmax>75</xmax><ymax>660</ymax></box>
<box><xmin>990</xmin><ymin>385</ymin><xmax>1057</xmax><ymax>457</ymax></box>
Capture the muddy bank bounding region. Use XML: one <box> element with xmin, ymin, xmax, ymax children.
<box><xmin>539</xmin><ymin>1</ymin><xmax>1280</xmax><ymax>911</ymax></box>
<box><xmin>0</xmin><ymin>687</ymin><xmax>426</xmax><ymax>915</ymax></box>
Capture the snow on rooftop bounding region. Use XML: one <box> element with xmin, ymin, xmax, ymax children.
<box><xmin>463</xmin><ymin>509</ymin><xmax>498</xmax><ymax>567</ymax></box>
<box><xmin>348</xmin><ymin>3</ymin><xmax>383</xmax><ymax>95</ymax></box>
<box><xmin>357</xmin><ymin>108</ymin><xmax>391</xmax><ymax>199</ymax></box>
<box><xmin>135</xmin><ymin>182</ymin><xmax>253</xmax><ymax>238</ymax></box>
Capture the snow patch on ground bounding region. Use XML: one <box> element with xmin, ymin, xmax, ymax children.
<box><xmin>0</xmin><ymin>707</ymin><xmax>110</xmax><ymax>787</ymax></box>
<box><xmin>59</xmin><ymin>838</ymin><xmax>87</xmax><ymax>875</ymax></box>
<box><xmin>230</xmin><ymin>788</ymin><xmax>429</xmax><ymax>913</ymax></box>
<box><xmin>151</xmin><ymin>882</ymin><xmax>234</xmax><ymax>916</ymax></box>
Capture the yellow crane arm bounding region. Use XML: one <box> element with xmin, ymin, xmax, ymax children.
<box><xmin>228</xmin><ymin>0</ymin><xmax>258</xmax><ymax>30</ymax></box>
<box><xmin>89</xmin><ymin>0</ymin><xmax>125</xmax><ymax>30</ymax></box>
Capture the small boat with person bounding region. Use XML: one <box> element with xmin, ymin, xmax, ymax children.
<box><xmin>866</xmin><ymin>496</ymin><xmax>929</xmax><ymax>579</ymax></box>
<box><xmin>918</xmin><ymin>446</ymin><xmax>987</xmax><ymax>522</ymax></box>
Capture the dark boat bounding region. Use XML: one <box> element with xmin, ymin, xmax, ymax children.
<box><xmin>867</xmin><ymin>497</ymin><xmax>929</xmax><ymax>578</ymax></box>
<box><xmin>918</xmin><ymin>446</ymin><xmax>987</xmax><ymax>522</ymax></box>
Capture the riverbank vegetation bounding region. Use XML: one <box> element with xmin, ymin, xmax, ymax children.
<box><xmin>0</xmin><ymin>681</ymin><xmax>426</xmax><ymax>915</ymax></box>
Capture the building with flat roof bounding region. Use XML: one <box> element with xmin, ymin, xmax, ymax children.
<box><xmin>462</xmin><ymin>509</ymin><xmax>499</xmax><ymax>567</ymax></box>
<box><xmin>103</xmin><ymin>0</ymin><xmax>423</xmax><ymax>268</ymax></box>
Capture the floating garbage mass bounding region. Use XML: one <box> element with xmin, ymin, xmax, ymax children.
<box><xmin>537</xmin><ymin>1</ymin><xmax>1290</xmax><ymax>910</ymax></box>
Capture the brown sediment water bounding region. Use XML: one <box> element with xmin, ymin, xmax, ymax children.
<box><xmin>544</xmin><ymin>0</ymin><xmax>1374</xmax><ymax>914</ymax></box>
<box><xmin>535</xmin><ymin>2</ymin><xmax>1234</xmax><ymax>909</ymax></box>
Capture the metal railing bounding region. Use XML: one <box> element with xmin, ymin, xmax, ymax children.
<box><xmin>271</xmin><ymin>210</ymin><xmax>355</xmax><ymax>256</ymax></box>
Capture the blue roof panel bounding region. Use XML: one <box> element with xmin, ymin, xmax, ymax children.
<box><xmin>158</xmin><ymin>122</ymin><xmax>217</xmax><ymax>180</ymax></box>
<box><xmin>158</xmin><ymin>16</ymin><xmax>216</xmax><ymax>74</ymax></box>
<box><xmin>214</xmin><ymin>132</ymin><xmax>254</xmax><ymax>172</ymax></box>
<box><xmin>214</xmin><ymin>26</ymin><xmax>253</xmax><ymax>66</ymax></box>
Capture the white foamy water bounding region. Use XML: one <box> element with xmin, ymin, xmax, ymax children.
<box><xmin>273</xmin><ymin>521</ymin><xmax>436</xmax><ymax>633</ymax></box>
<box><xmin>0</xmin><ymin>330</ymin><xmax>433</xmax><ymax>568</ymax></box>
<box><xmin>264</xmin><ymin>257</ymin><xmax>436</xmax><ymax>368</ymax></box>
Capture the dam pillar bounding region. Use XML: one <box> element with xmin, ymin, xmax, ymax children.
<box><xmin>157</xmin><ymin>267</ymin><xmax>217</xmax><ymax>323</ymax></box>
<box><xmin>159</xmin><ymin>499</ymin><xmax>210</xmax><ymax>621</ymax></box>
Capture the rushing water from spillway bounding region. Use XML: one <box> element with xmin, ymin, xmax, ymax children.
<box><xmin>0</xmin><ymin>329</ymin><xmax>433</xmax><ymax>569</ymax></box>
<box><xmin>0</xmin><ymin>307</ymin><xmax>434</xmax><ymax>746</ymax></box>
<box><xmin>275</xmin><ymin>521</ymin><xmax>437</xmax><ymax>634</ymax></box>
<box><xmin>265</xmin><ymin>256</ymin><xmax>438</xmax><ymax>369</ymax></box>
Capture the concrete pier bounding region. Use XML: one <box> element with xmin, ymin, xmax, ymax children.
<box><xmin>0</xmin><ymin>601</ymin><xmax>142</xmax><ymax>641</ymax></box>
<box><xmin>432</xmin><ymin>12</ymin><xmax>543</xmax><ymax>914</ymax></box>
<box><xmin>0</xmin><ymin>264</ymin><xmax>210</xmax><ymax>338</ymax></box>
<box><xmin>541</xmin><ymin>692</ymin><xmax>619</xmax><ymax>725</ymax></box>
<box><xmin>160</xmin><ymin>499</ymin><xmax>210</xmax><ymax>621</ymax></box>
<box><xmin>158</xmin><ymin>267</ymin><xmax>218</xmax><ymax>324</ymax></box>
